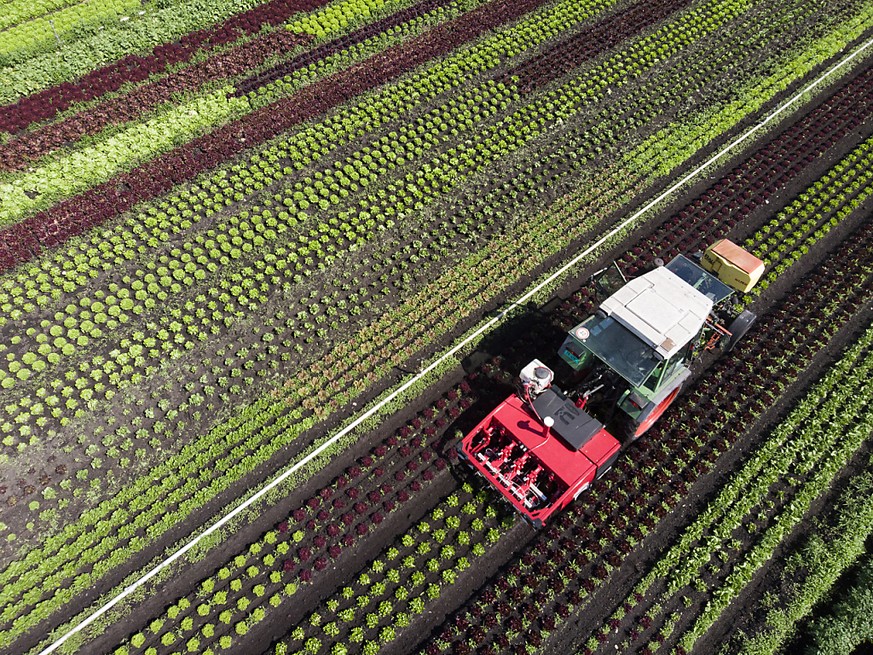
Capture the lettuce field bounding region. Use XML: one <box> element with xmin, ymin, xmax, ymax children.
<box><xmin>0</xmin><ymin>0</ymin><xmax>871</xmax><ymax>653</ymax></box>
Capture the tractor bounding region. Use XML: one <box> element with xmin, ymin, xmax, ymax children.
<box><xmin>456</xmin><ymin>239</ymin><xmax>764</xmax><ymax>527</ymax></box>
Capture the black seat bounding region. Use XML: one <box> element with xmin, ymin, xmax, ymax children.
<box><xmin>532</xmin><ymin>388</ymin><xmax>604</xmax><ymax>450</ymax></box>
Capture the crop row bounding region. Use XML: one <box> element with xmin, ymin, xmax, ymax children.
<box><xmin>272</xmin><ymin>483</ymin><xmax>510</xmax><ymax>655</ymax></box>
<box><xmin>0</xmin><ymin>29</ymin><xmax>311</xmax><ymax>172</ymax></box>
<box><xmin>235</xmin><ymin>0</ymin><xmax>459</xmax><ymax>95</ymax></box>
<box><xmin>612</xmin><ymin>67</ymin><xmax>873</xmax><ymax>277</ymax></box>
<box><xmin>0</xmin><ymin>0</ymin><xmax>328</xmax><ymax>109</ymax></box>
<box><xmin>508</xmin><ymin>0</ymin><xmax>692</xmax><ymax>92</ymax></box>
<box><xmin>723</xmin><ymin>448</ymin><xmax>873</xmax><ymax>655</ymax></box>
<box><xmin>797</xmin><ymin>549</ymin><xmax>873</xmax><ymax>655</ymax></box>
<box><xmin>0</xmin><ymin>0</ymin><xmax>100</xmax><ymax>32</ymax></box>
<box><xmin>419</xmin><ymin>142</ymin><xmax>873</xmax><ymax>655</ymax></box>
<box><xmin>104</xmin><ymin>382</ymin><xmax>471</xmax><ymax>655</ymax></box>
<box><xmin>742</xmin><ymin>135</ymin><xmax>873</xmax><ymax>296</ymax></box>
<box><xmin>0</xmin><ymin>0</ymin><xmax>143</xmax><ymax>68</ymax></box>
<box><xmin>283</xmin><ymin>0</ymin><xmax>430</xmax><ymax>39</ymax></box>
<box><xmin>588</xmin><ymin>321</ymin><xmax>873</xmax><ymax>654</ymax></box>
<box><xmin>107</xmin><ymin>101</ymin><xmax>872</xmax><ymax>652</ymax></box>
<box><xmin>0</xmin><ymin>87</ymin><xmax>257</xmax><ymax>228</ymax></box>
<box><xmin>0</xmin><ymin>0</ymin><xmax>856</xmax><ymax>636</ymax></box>
<box><xmin>0</xmin><ymin>0</ymin><xmax>479</xmax><ymax>171</ymax></box>
<box><xmin>0</xmin><ymin>3</ymin><xmax>864</xmax><ymax>652</ymax></box>
<box><xmin>0</xmin><ymin>0</ymin><xmax>482</xmax><ymax>226</ymax></box>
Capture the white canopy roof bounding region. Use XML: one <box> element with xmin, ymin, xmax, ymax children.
<box><xmin>600</xmin><ymin>266</ymin><xmax>713</xmax><ymax>359</ymax></box>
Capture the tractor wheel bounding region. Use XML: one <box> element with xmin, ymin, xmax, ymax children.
<box><xmin>724</xmin><ymin>310</ymin><xmax>757</xmax><ymax>352</ymax></box>
<box><xmin>622</xmin><ymin>385</ymin><xmax>682</xmax><ymax>442</ymax></box>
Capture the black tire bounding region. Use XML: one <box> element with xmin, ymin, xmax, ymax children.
<box><xmin>725</xmin><ymin>309</ymin><xmax>757</xmax><ymax>352</ymax></box>
<box><xmin>618</xmin><ymin>383</ymin><xmax>683</xmax><ymax>442</ymax></box>
<box><xmin>594</xmin><ymin>463</ymin><xmax>613</xmax><ymax>481</ymax></box>
<box><xmin>595</xmin><ymin>450</ymin><xmax>621</xmax><ymax>480</ymax></box>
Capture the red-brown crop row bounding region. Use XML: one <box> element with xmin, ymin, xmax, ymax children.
<box><xmin>275</xmin><ymin>407</ymin><xmax>461</xmax><ymax>587</ymax></box>
<box><xmin>609</xmin><ymin>65</ymin><xmax>873</xmax><ymax>279</ymax></box>
<box><xmin>0</xmin><ymin>0</ymin><xmax>554</xmax><ymax>273</ymax></box>
<box><xmin>421</xmin><ymin>213</ymin><xmax>873</xmax><ymax>655</ymax></box>
<box><xmin>0</xmin><ymin>0</ymin><xmax>329</xmax><ymax>134</ymax></box>
<box><xmin>0</xmin><ymin>30</ymin><xmax>310</xmax><ymax>171</ymax></box>
<box><xmin>107</xmin><ymin>381</ymin><xmax>475</xmax><ymax>654</ymax></box>
<box><xmin>233</xmin><ymin>0</ymin><xmax>456</xmax><ymax>96</ymax></box>
<box><xmin>508</xmin><ymin>0</ymin><xmax>692</xmax><ymax>93</ymax></box>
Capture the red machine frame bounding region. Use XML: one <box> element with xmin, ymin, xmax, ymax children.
<box><xmin>458</xmin><ymin>389</ymin><xmax>620</xmax><ymax>528</ymax></box>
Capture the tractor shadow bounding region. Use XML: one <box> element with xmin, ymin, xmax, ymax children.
<box><xmin>433</xmin><ymin>298</ymin><xmax>581</xmax><ymax>464</ymax></box>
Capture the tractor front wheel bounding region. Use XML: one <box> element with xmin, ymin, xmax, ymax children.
<box><xmin>724</xmin><ymin>310</ymin><xmax>757</xmax><ymax>352</ymax></box>
<box><xmin>621</xmin><ymin>385</ymin><xmax>682</xmax><ymax>442</ymax></box>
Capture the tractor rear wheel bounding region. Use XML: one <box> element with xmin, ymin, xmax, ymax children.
<box><xmin>622</xmin><ymin>385</ymin><xmax>682</xmax><ymax>442</ymax></box>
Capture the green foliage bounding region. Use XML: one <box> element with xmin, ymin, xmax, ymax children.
<box><xmin>3</xmin><ymin>0</ymin><xmax>869</xmax><ymax>652</ymax></box>
<box><xmin>2</xmin><ymin>0</ymin><xmax>265</xmax><ymax>101</ymax></box>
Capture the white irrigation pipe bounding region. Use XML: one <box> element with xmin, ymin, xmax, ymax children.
<box><xmin>38</xmin><ymin>35</ymin><xmax>873</xmax><ymax>655</ymax></box>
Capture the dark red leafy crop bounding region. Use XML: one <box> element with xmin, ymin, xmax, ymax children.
<box><xmin>0</xmin><ymin>0</ymin><xmax>328</xmax><ymax>134</ymax></box>
<box><xmin>0</xmin><ymin>31</ymin><xmax>309</xmax><ymax>170</ymax></box>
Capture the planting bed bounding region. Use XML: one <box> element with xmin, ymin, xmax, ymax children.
<box><xmin>0</xmin><ymin>0</ymin><xmax>871</xmax><ymax>654</ymax></box>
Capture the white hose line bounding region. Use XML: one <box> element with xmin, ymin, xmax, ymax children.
<box><xmin>38</xmin><ymin>34</ymin><xmax>873</xmax><ymax>655</ymax></box>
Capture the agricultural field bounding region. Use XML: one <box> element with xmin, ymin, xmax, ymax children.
<box><xmin>0</xmin><ymin>0</ymin><xmax>871</xmax><ymax>653</ymax></box>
